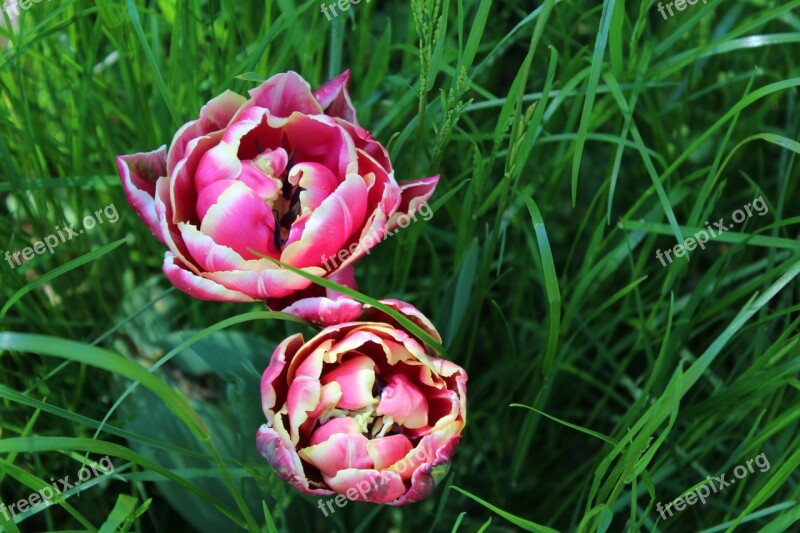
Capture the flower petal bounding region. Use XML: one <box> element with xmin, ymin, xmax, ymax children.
<box><xmin>163</xmin><ymin>252</ymin><xmax>254</xmax><ymax>302</ymax></box>
<box><xmin>280</xmin><ymin>297</ymin><xmax>364</xmax><ymax>327</ymax></box>
<box><xmin>204</xmin><ymin>266</ymin><xmax>320</xmax><ymax>300</ymax></box>
<box><xmin>388</xmin><ymin>175</ymin><xmax>439</xmax><ymax>231</ymax></box>
<box><xmin>242</xmin><ymin>71</ymin><xmax>323</xmax><ymax>118</ymax></box>
<box><xmin>116</xmin><ymin>147</ymin><xmax>167</xmax><ymax>242</ymax></box>
<box><xmin>286</xmin><ymin>376</ymin><xmax>321</xmax><ymax>443</ymax></box>
<box><xmin>266</xmin><ymin>266</ymin><xmax>362</xmax><ymax>320</ymax></box>
<box><xmin>362</xmin><ymin>299</ymin><xmax>443</xmax><ymax>343</ymax></box>
<box><xmin>299</xmin><ymin>432</ymin><xmax>372</xmax><ymax>477</ymax></box>
<box><xmin>195</xmin><ymin>142</ymin><xmax>243</xmax><ymax>189</ymax></box>
<box><xmin>167</xmin><ymin>90</ymin><xmax>247</xmax><ymax>175</ymax></box>
<box><xmin>377</xmin><ymin>374</ymin><xmax>429</xmax><ymax>429</ymax></box>
<box><xmin>261</xmin><ymin>334</ymin><xmax>304</xmax><ymax>419</ymax></box>
<box><xmin>305</xmin><ymin>382</ymin><xmax>344</xmax><ymax>428</ymax></box>
<box><xmin>309</xmin><ymin>417</ymin><xmax>363</xmax><ymax>446</ymax></box>
<box><xmin>324</xmin><ymin>469</ymin><xmax>406</xmax><ymax>504</ymax></box>
<box><xmin>320</xmin><ymin>355</ymin><xmax>376</xmax><ymax>410</ymax></box>
<box><xmin>283</xmin><ymin>113</ymin><xmax>356</xmax><ymax>179</ymax></box>
<box><xmin>289</xmin><ymin>162</ymin><xmax>339</xmax><ymax>215</ymax></box>
<box><xmin>280</xmin><ymin>174</ymin><xmax>369</xmax><ymax>268</ymax></box>
<box><xmin>366</xmin><ymin>434</ymin><xmax>414</xmax><ymax>470</ymax></box>
<box><xmin>314</xmin><ymin>70</ymin><xmax>358</xmax><ymax>124</ymax></box>
<box><xmin>199</xmin><ymin>180</ymin><xmax>279</xmax><ymax>260</ymax></box>
<box><xmin>256</xmin><ymin>424</ymin><xmax>332</xmax><ymax>497</ymax></box>
<box><xmin>392</xmin><ymin>432</ymin><xmax>461</xmax><ymax>505</ymax></box>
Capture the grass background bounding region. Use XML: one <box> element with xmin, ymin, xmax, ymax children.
<box><xmin>1</xmin><ymin>0</ymin><xmax>799</xmax><ymax>531</ymax></box>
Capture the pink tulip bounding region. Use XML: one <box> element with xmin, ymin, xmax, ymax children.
<box><xmin>256</xmin><ymin>300</ymin><xmax>467</xmax><ymax>505</ymax></box>
<box><xmin>116</xmin><ymin>71</ymin><xmax>438</xmax><ymax>322</ymax></box>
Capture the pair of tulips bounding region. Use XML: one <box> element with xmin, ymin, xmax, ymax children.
<box><xmin>116</xmin><ymin>71</ymin><xmax>467</xmax><ymax>506</ymax></box>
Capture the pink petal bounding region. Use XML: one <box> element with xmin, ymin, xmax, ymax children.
<box><xmin>242</xmin><ymin>71</ymin><xmax>323</xmax><ymax>118</ymax></box>
<box><xmin>362</xmin><ymin>299</ymin><xmax>443</xmax><ymax>343</ymax></box>
<box><xmin>238</xmin><ymin>163</ymin><xmax>281</xmax><ymax>201</ymax></box>
<box><xmin>280</xmin><ymin>174</ymin><xmax>369</xmax><ymax>268</ymax></box>
<box><xmin>261</xmin><ymin>334</ymin><xmax>304</xmax><ymax>419</ymax></box>
<box><xmin>392</xmin><ymin>433</ymin><xmax>462</xmax><ymax>505</ymax></box>
<box><xmin>298</xmin><ymin>433</ymin><xmax>372</xmax><ymax>477</ymax></box>
<box><xmin>309</xmin><ymin>417</ymin><xmax>363</xmax><ymax>446</ymax></box>
<box><xmin>155</xmin><ymin>176</ymin><xmax>199</xmax><ymax>272</ymax></box>
<box><xmin>265</xmin><ymin>265</ymin><xmax>362</xmax><ymax>320</ymax></box>
<box><xmin>282</xmin><ymin>114</ymin><xmax>356</xmax><ymax>179</ymax></box>
<box><xmin>320</xmin><ymin>355</ymin><xmax>376</xmax><ymax>410</ymax></box>
<box><xmin>280</xmin><ymin>297</ymin><xmax>364</xmax><ymax>327</ymax></box>
<box><xmin>170</xmin><ymin>133</ymin><xmax>223</xmax><ymax>226</ymax></box>
<box><xmin>256</xmin><ymin>424</ymin><xmax>332</xmax><ymax>497</ymax></box>
<box><xmin>330</xmin><ymin>184</ymin><xmax>402</xmax><ymax>273</ymax></box>
<box><xmin>324</xmin><ymin>469</ymin><xmax>406</xmax><ymax>504</ymax></box>
<box><xmin>367</xmin><ymin>434</ymin><xmax>414</xmax><ymax>470</ymax></box>
<box><xmin>256</xmin><ymin>147</ymin><xmax>289</xmax><ymax>176</ymax></box>
<box><xmin>388</xmin><ymin>175</ymin><xmax>439</xmax><ymax>231</ymax></box>
<box><xmin>286</xmin><ymin>375</ymin><xmax>321</xmax><ymax>442</ymax></box>
<box><xmin>195</xmin><ymin>179</ymin><xmax>237</xmax><ymax>221</ymax></box>
<box><xmin>289</xmin><ymin>162</ymin><xmax>339</xmax><ymax>214</ymax></box>
<box><xmin>305</xmin><ymin>382</ymin><xmax>344</xmax><ymax>426</ymax></box>
<box><xmin>179</xmin><ymin>222</ymin><xmax>250</xmax><ymax>272</ymax></box>
<box><xmin>204</xmin><ymin>267</ymin><xmax>318</xmax><ymax>300</ymax></box>
<box><xmin>314</xmin><ymin>70</ymin><xmax>358</xmax><ymax>124</ymax></box>
<box><xmin>163</xmin><ymin>252</ymin><xmax>254</xmax><ymax>302</ymax></box>
<box><xmin>195</xmin><ymin>142</ymin><xmax>243</xmax><ymax>189</ymax></box>
<box><xmin>239</xmin><ymin>148</ymin><xmax>287</xmax><ymax>200</ymax></box>
<box><xmin>327</xmin><ymin>265</ymin><xmax>358</xmax><ymax>294</ymax></box>
<box><xmin>199</xmin><ymin>180</ymin><xmax>279</xmax><ymax>260</ymax></box>
<box><xmin>116</xmin><ymin>147</ymin><xmax>167</xmax><ymax>243</ymax></box>
<box><xmin>376</xmin><ymin>374</ymin><xmax>429</xmax><ymax>429</ymax></box>
<box><xmin>168</xmin><ymin>90</ymin><xmax>247</xmax><ymax>175</ymax></box>
<box><xmin>336</xmin><ymin>119</ymin><xmax>392</xmax><ymax>173</ymax></box>
<box><xmin>357</xmin><ymin>147</ymin><xmax>397</xmax><ymax>208</ymax></box>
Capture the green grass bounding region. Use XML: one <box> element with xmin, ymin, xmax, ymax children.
<box><xmin>1</xmin><ymin>0</ymin><xmax>799</xmax><ymax>531</ymax></box>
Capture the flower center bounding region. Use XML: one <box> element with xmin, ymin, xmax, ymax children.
<box><xmin>268</xmin><ymin>151</ymin><xmax>304</xmax><ymax>249</ymax></box>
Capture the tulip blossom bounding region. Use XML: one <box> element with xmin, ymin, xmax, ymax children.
<box><xmin>256</xmin><ymin>300</ymin><xmax>467</xmax><ymax>505</ymax></box>
<box><xmin>116</xmin><ymin>71</ymin><xmax>438</xmax><ymax>324</ymax></box>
